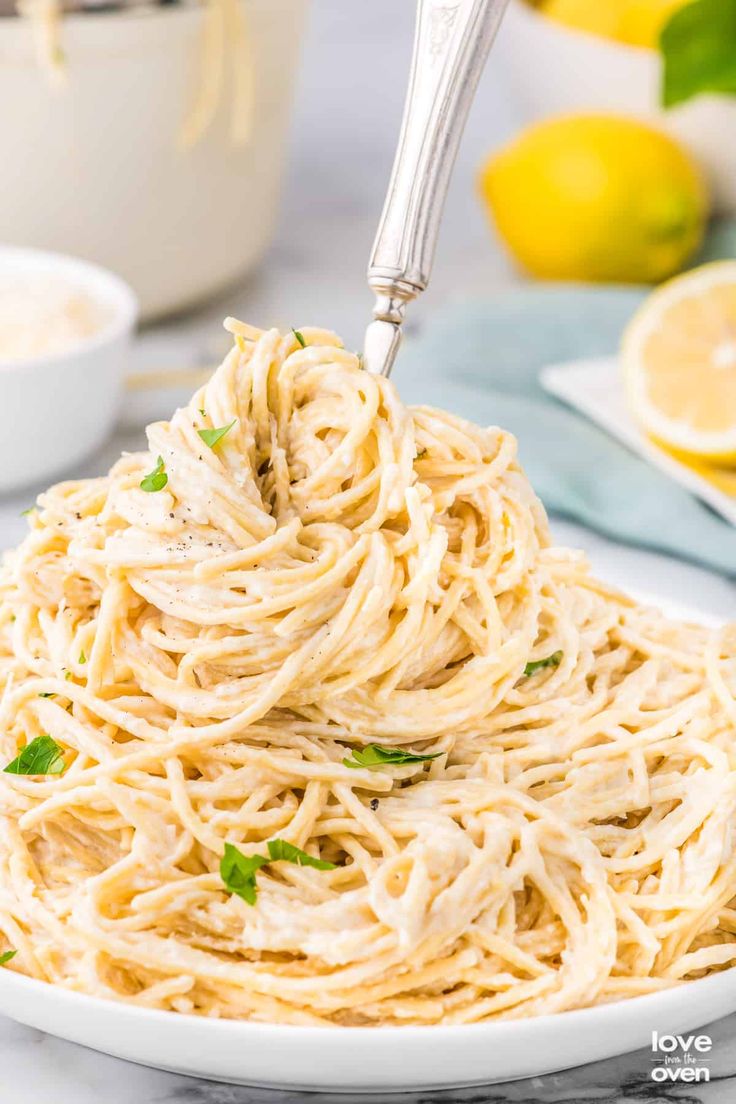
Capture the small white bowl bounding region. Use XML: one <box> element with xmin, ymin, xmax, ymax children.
<box><xmin>496</xmin><ymin>0</ymin><xmax>736</xmax><ymax>213</ymax></box>
<box><xmin>0</xmin><ymin>246</ymin><xmax>137</xmax><ymax>494</ymax></box>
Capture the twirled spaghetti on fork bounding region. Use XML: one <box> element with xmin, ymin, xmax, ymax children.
<box><xmin>0</xmin><ymin>321</ymin><xmax>734</xmax><ymax>1024</ymax></box>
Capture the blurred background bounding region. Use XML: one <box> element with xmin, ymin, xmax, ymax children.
<box><xmin>0</xmin><ymin>0</ymin><xmax>734</xmax><ymax>611</ymax></box>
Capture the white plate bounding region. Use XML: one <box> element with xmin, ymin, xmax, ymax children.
<box><xmin>1</xmin><ymin>963</ymin><xmax>735</xmax><ymax>1092</ymax></box>
<box><xmin>0</xmin><ymin>594</ymin><xmax>727</xmax><ymax>1092</ymax></box>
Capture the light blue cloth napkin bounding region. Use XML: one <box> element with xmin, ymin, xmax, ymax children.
<box><xmin>396</xmin><ymin>286</ymin><xmax>736</xmax><ymax>578</ymax></box>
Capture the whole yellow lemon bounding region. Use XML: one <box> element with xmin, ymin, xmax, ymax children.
<box><xmin>479</xmin><ymin>115</ymin><xmax>708</xmax><ymax>284</ymax></box>
<box><xmin>540</xmin><ymin>0</ymin><xmax>689</xmax><ymax>48</ymax></box>
<box><xmin>619</xmin><ymin>0</ymin><xmax>689</xmax><ymax>46</ymax></box>
<box><xmin>538</xmin><ymin>0</ymin><xmax>622</xmax><ymax>41</ymax></box>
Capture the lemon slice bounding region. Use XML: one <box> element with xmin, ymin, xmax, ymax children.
<box><xmin>622</xmin><ymin>262</ymin><xmax>736</xmax><ymax>465</ymax></box>
<box><xmin>685</xmin><ymin>459</ymin><xmax>736</xmax><ymax>497</ymax></box>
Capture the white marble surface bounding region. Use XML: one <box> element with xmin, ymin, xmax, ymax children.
<box><xmin>0</xmin><ymin>1</ymin><xmax>734</xmax><ymax>1100</ymax></box>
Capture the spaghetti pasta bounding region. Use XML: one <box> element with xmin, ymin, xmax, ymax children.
<box><xmin>17</xmin><ymin>0</ymin><xmax>253</xmax><ymax>149</ymax></box>
<box><xmin>0</xmin><ymin>322</ymin><xmax>734</xmax><ymax>1024</ymax></box>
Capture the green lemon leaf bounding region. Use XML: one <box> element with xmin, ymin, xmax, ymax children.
<box><xmin>523</xmin><ymin>651</ymin><xmax>563</xmax><ymax>677</ymax></box>
<box><xmin>140</xmin><ymin>456</ymin><xmax>168</xmax><ymax>493</ymax></box>
<box><xmin>4</xmin><ymin>734</ymin><xmax>66</xmax><ymax>776</ymax></box>
<box><xmin>198</xmin><ymin>420</ymin><xmax>237</xmax><ymax>449</ymax></box>
<box><xmin>266</xmin><ymin>838</ymin><xmax>336</xmax><ymax>870</ymax></box>
<box><xmin>660</xmin><ymin>0</ymin><xmax>736</xmax><ymax>108</ymax></box>
<box><xmin>219</xmin><ymin>843</ymin><xmax>269</xmax><ymax>906</ymax></box>
<box><xmin>343</xmin><ymin>744</ymin><xmax>441</xmax><ymax>770</ymax></box>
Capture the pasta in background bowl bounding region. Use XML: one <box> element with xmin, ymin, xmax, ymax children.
<box><xmin>0</xmin><ymin>1</ymin><xmax>307</xmax><ymax>319</ymax></box>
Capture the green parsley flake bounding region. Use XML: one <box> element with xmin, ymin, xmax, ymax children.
<box><xmin>523</xmin><ymin>651</ymin><xmax>563</xmax><ymax>678</ymax></box>
<box><xmin>267</xmin><ymin>838</ymin><xmax>336</xmax><ymax>870</ymax></box>
<box><xmin>220</xmin><ymin>838</ymin><xmax>336</xmax><ymax>906</ymax></box>
<box><xmin>140</xmin><ymin>456</ymin><xmax>168</xmax><ymax>493</ymax></box>
<box><xmin>343</xmin><ymin>745</ymin><xmax>442</xmax><ymax>770</ymax></box>
<box><xmin>292</xmin><ymin>328</ymin><xmax>306</xmax><ymax>348</ymax></box>
<box><xmin>0</xmin><ymin>950</ymin><xmax>16</xmax><ymax>966</ymax></box>
<box><xmin>197</xmin><ymin>420</ymin><xmax>236</xmax><ymax>449</ymax></box>
<box><xmin>220</xmin><ymin>843</ymin><xmax>270</xmax><ymax>906</ymax></box>
<box><xmin>4</xmin><ymin>734</ymin><xmax>66</xmax><ymax>776</ymax></box>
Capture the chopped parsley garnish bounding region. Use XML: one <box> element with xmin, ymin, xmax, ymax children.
<box><xmin>523</xmin><ymin>651</ymin><xmax>563</xmax><ymax>677</ymax></box>
<box><xmin>267</xmin><ymin>838</ymin><xmax>336</xmax><ymax>870</ymax></box>
<box><xmin>220</xmin><ymin>838</ymin><xmax>336</xmax><ymax>906</ymax></box>
<box><xmin>4</xmin><ymin>734</ymin><xmax>66</xmax><ymax>776</ymax></box>
<box><xmin>0</xmin><ymin>950</ymin><xmax>16</xmax><ymax>966</ymax></box>
<box><xmin>140</xmin><ymin>456</ymin><xmax>168</xmax><ymax>493</ymax></box>
<box><xmin>292</xmin><ymin>328</ymin><xmax>306</xmax><ymax>348</ymax></box>
<box><xmin>197</xmin><ymin>420</ymin><xmax>236</xmax><ymax>449</ymax></box>
<box><xmin>343</xmin><ymin>744</ymin><xmax>442</xmax><ymax>769</ymax></box>
<box><xmin>220</xmin><ymin>843</ymin><xmax>270</xmax><ymax>906</ymax></box>
<box><xmin>199</xmin><ymin>408</ymin><xmax>206</xmax><ymax>417</ymax></box>
<box><xmin>38</xmin><ymin>692</ymin><xmax>55</xmax><ymax>698</ymax></box>
<box><xmin>20</xmin><ymin>507</ymin><xmax>35</xmax><ymax>517</ymax></box>
<box><xmin>78</xmin><ymin>650</ymin><xmax>86</xmax><ymax>665</ymax></box>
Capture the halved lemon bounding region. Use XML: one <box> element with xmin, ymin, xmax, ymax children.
<box><xmin>622</xmin><ymin>261</ymin><xmax>736</xmax><ymax>465</ymax></box>
<box><xmin>681</xmin><ymin>457</ymin><xmax>736</xmax><ymax>496</ymax></box>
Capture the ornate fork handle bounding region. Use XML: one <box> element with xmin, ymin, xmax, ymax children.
<box><xmin>364</xmin><ymin>0</ymin><xmax>510</xmax><ymax>377</ymax></box>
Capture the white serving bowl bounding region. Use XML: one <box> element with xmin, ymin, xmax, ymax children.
<box><xmin>0</xmin><ymin>247</ymin><xmax>137</xmax><ymax>494</ymax></box>
<box><xmin>0</xmin><ymin>938</ymin><xmax>733</xmax><ymax>1089</ymax></box>
<box><xmin>0</xmin><ymin>0</ymin><xmax>307</xmax><ymax>320</ymax></box>
<box><xmin>496</xmin><ymin>0</ymin><xmax>736</xmax><ymax>213</ymax></box>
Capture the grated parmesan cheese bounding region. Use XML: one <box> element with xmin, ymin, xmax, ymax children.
<box><xmin>0</xmin><ymin>273</ymin><xmax>111</xmax><ymax>362</ymax></box>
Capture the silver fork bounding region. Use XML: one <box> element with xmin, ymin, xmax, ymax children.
<box><xmin>363</xmin><ymin>0</ymin><xmax>510</xmax><ymax>378</ymax></box>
